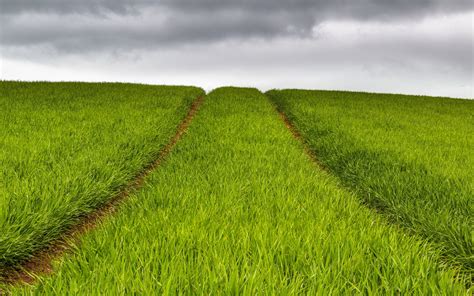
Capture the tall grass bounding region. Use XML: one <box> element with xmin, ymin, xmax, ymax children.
<box><xmin>267</xmin><ymin>89</ymin><xmax>473</xmax><ymax>280</ymax></box>
<box><xmin>12</xmin><ymin>88</ymin><xmax>465</xmax><ymax>294</ymax></box>
<box><xmin>0</xmin><ymin>81</ymin><xmax>204</xmax><ymax>272</ymax></box>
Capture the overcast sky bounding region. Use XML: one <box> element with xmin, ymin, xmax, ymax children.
<box><xmin>1</xmin><ymin>1</ymin><xmax>473</xmax><ymax>98</ymax></box>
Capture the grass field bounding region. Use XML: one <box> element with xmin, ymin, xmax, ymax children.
<box><xmin>0</xmin><ymin>83</ymin><xmax>471</xmax><ymax>294</ymax></box>
<box><xmin>5</xmin><ymin>87</ymin><xmax>466</xmax><ymax>294</ymax></box>
<box><xmin>0</xmin><ymin>81</ymin><xmax>204</xmax><ymax>274</ymax></box>
<box><xmin>267</xmin><ymin>90</ymin><xmax>474</xmax><ymax>277</ymax></box>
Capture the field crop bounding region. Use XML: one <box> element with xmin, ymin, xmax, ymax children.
<box><xmin>10</xmin><ymin>88</ymin><xmax>466</xmax><ymax>294</ymax></box>
<box><xmin>267</xmin><ymin>89</ymin><xmax>474</xmax><ymax>277</ymax></box>
<box><xmin>0</xmin><ymin>81</ymin><xmax>204</xmax><ymax>274</ymax></box>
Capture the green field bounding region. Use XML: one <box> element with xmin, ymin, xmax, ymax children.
<box><xmin>0</xmin><ymin>81</ymin><xmax>204</xmax><ymax>272</ymax></box>
<box><xmin>267</xmin><ymin>90</ymin><xmax>474</xmax><ymax>275</ymax></box>
<box><xmin>0</xmin><ymin>82</ymin><xmax>472</xmax><ymax>294</ymax></box>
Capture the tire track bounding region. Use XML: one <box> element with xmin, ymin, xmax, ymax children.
<box><xmin>0</xmin><ymin>95</ymin><xmax>204</xmax><ymax>287</ymax></box>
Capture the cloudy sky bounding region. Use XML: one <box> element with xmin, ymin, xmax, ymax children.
<box><xmin>1</xmin><ymin>1</ymin><xmax>473</xmax><ymax>98</ymax></box>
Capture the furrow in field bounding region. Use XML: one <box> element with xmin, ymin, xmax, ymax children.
<box><xmin>0</xmin><ymin>81</ymin><xmax>204</xmax><ymax>284</ymax></box>
<box><xmin>0</xmin><ymin>95</ymin><xmax>205</xmax><ymax>286</ymax></box>
<box><xmin>267</xmin><ymin>89</ymin><xmax>473</xmax><ymax>286</ymax></box>
<box><xmin>273</xmin><ymin>103</ymin><xmax>325</xmax><ymax>171</ymax></box>
<box><xmin>9</xmin><ymin>88</ymin><xmax>466</xmax><ymax>294</ymax></box>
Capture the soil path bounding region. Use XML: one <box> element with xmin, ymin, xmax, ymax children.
<box><xmin>267</xmin><ymin>99</ymin><xmax>328</xmax><ymax>173</ymax></box>
<box><xmin>0</xmin><ymin>95</ymin><xmax>205</xmax><ymax>287</ymax></box>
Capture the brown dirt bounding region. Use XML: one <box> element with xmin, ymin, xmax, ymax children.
<box><xmin>275</xmin><ymin>108</ymin><xmax>329</xmax><ymax>173</ymax></box>
<box><xmin>0</xmin><ymin>95</ymin><xmax>204</xmax><ymax>287</ymax></box>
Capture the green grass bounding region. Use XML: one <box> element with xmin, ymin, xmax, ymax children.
<box><xmin>11</xmin><ymin>88</ymin><xmax>466</xmax><ymax>294</ymax></box>
<box><xmin>0</xmin><ymin>81</ymin><xmax>204</xmax><ymax>273</ymax></box>
<box><xmin>267</xmin><ymin>89</ymin><xmax>474</xmax><ymax>278</ymax></box>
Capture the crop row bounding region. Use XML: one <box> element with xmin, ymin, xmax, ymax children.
<box><xmin>268</xmin><ymin>89</ymin><xmax>473</xmax><ymax>278</ymax></box>
<box><xmin>13</xmin><ymin>88</ymin><xmax>465</xmax><ymax>294</ymax></box>
<box><xmin>0</xmin><ymin>81</ymin><xmax>204</xmax><ymax>273</ymax></box>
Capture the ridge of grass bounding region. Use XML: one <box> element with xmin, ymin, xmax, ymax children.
<box><xmin>267</xmin><ymin>89</ymin><xmax>474</xmax><ymax>282</ymax></box>
<box><xmin>0</xmin><ymin>81</ymin><xmax>204</xmax><ymax>275</ymax></box>
<box><xmin>10</xmin><ymin>87</ymin><xmax>466</xmax><ymax>294</ymax></box>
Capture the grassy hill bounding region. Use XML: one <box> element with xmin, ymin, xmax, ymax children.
<box><xmin>1</xmin><ymin>82</ymin><xmax>471</xmax><ymax>294</ymax></box>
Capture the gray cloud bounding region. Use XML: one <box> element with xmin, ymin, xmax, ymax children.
<box><xmin>0</xmin><ymin>1</ymin><xmax>472</xmax><ymax>98</ymax></box>
<box><xmin>3</xmin><ymin>23</ymin><xmax>472</xmax><ymax>97</ymax></box>
<box><xmin>0</xmin><ymin>9</ymin><xmax>313</xmax><ymax>51</ymax></box>
<box><xmin>1</xmin><ymin>0</ymin><xmax>473</xmax><ymax>52</ymax></box>
<box><xmin>0</xmin><ymin>0</ymin><xmax>135</xmax><ymax>15</ymax></box>
<box><xmin>2</xmin><ymin>0</ymin><xmax>473</xmax><ymax>16</ymax></box>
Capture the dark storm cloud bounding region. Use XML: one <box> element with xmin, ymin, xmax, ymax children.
<box><xmin>1</xmin><ymin>0</ymin><xmax>473</xmax><ymax>52</ymax></box>
<box><xmin>0</xmin><ymin>10</ymin><xmax>322</xmax><ymax>54</ymax></box>
<box><xmin>0</xmin><ymin>0</ymin><xmax>135</xmax><ymax>15</ymax></box>
<box><xmin>161</xmin><ymin>0</ymin><xmax>473</xmax><ymax>19</ymax></box>
<box><xmin>2</xmin><ymin>0</ymin><xmax>473</xmax><ymax>16</ymax></box>
<box><xmin>0</xmin><ymin>0</ymin><xmax>472</xmax><ymax>99</ymax></box>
